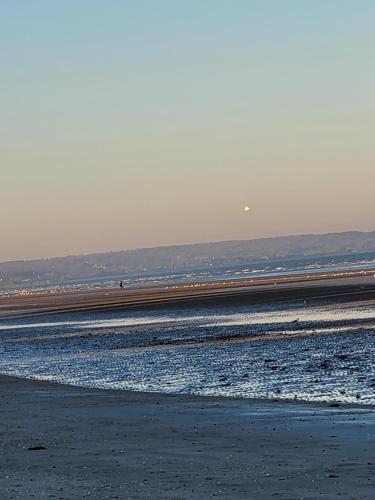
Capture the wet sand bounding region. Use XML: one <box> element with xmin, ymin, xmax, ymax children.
<box><xmin>1</xmin><ymin>269</ymin><xmax>375</xmax><ymax>319</ymax></box>
<box><xmin>0</xmin><ymin>375</ymin><xmax>374</xmax><ymax>499</ymax></box>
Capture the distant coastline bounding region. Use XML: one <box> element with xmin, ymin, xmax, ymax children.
<box><xmin>1</xmin><ymin>230</ymin><xmax>375</xmax><ymax>293</ymax></box>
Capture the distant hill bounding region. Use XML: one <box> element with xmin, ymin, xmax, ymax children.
<box><xmin>1</xmin><ymin>231</ymin><xmax>375</xmax><ymax>291</ymax></box>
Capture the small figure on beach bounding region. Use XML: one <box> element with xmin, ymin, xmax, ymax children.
<box><xmin>119</xmin><ymin>280</ymin><xmax>124</xmax><ymax>289</ymax></box>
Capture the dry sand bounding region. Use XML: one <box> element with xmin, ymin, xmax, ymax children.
<box><xmin>0</xmin><ymin>375</ymin><xmax>374</xmax><ymax>499</ymax></box>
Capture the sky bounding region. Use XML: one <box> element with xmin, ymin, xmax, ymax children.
<box><xmin>1</xmin><ymin>0</ymin><xmax>374</xmax><ymax>261</ymax></box>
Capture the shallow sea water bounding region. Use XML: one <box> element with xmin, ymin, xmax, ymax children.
<box><xmin>0</xmin><ymin>300</ymin><xmax>374</xmax><ymax>404</ymax></box>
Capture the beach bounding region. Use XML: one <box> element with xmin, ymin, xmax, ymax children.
<box><xmin>1</xmin><ymin>269</ymin><xmax>375</xmax><ymax>319</ymax></box>
<box><xmin>0</xmin><ymin>375</ymin><xmax>374</xmax><ymax>499</ymax></box>
<box><xmin>0</xmin><ymin>272</ymin><xmax>374</xmax><ymax>498</ymax></box>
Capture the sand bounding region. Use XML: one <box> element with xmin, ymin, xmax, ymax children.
<box><xmin>0</xmin><ymin>375</ymin><xmax>374</xmax><ymax>499</ymax></box>
<box><xmin>1</xmin><ymin>269</ymin><xmax>375</xmax><ymax>319</ymax></box>
<box><xmin>1</xmin><ymin>271</ymin><xmax>375</xmax><ymax>498</ymax></box>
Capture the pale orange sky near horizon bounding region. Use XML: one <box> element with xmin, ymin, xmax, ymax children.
<box><xmin>1</xmin><ymin>1</ymin><xmax>374</xmax><ymax>262</ymax></box>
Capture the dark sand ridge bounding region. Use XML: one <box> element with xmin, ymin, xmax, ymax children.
<box><xmin>1</xmin><ymin>268</ymin><xmax>375</xmax><ymax>319</ymax></box>
<box><xmin>0</xmin><ymin>375</ymin><xmax>374</xmax><ymax>499</ymax></box>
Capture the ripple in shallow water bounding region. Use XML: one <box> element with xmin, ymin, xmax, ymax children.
<box><xmin>0</xmin><ymin>302</ymin><xmax>374</xmax><ymax>404</ymax></box>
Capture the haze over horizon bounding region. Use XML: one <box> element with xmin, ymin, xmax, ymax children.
<box><xmin>1</xmin><ymin>229</ymin><xmax>374</xmax><ymax>266</ymax></box>
<box><xmin>2</xmin><ymin>1</ymin><xmax>374</xmax><ymax>261</ymax></box>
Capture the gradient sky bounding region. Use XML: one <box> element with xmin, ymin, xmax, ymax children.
<box><xmin>1</xmin><ymin>1</ymin><xmax>374</xmax><ymax>261</ymax></box>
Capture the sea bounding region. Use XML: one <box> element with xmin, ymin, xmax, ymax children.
<box><xmin>0</xmin><ymin>251</ymin><xmax>374</xmax><ymax>405</ymax></box>
<box><xmin>41</xmin><ymin>250</ymin><xmax>375</xmax><ymax>292</ymax></box>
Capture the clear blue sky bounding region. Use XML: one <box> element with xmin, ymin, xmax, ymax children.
<box><xmin>1</xmin><ymin>1</ymin><xmax>374</xmax><ymax>260</ymax></box>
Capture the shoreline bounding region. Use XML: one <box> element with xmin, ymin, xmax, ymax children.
<box><xmin>1</xmin><ymin>373</ymin><xmax>374</xmax><ymax>499</ymax></box>
<box><xmin>1</xmin><ymin>273</ymin><xmax>374</xmax><ymax>498</ymax></box>
<box><xmin>1</xmin><ymin>273</ymin><xmax>374</xmax><ymax>410</ymax></box>
<box><xmin>1</xmin><ymin>269</ymin><xmax>375</xmax><ymax>319</ymax></box>
<box><xmin>2</xmin><ymin>373</ymin><xmax>375</xmax><ymax>411</ymax></box>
